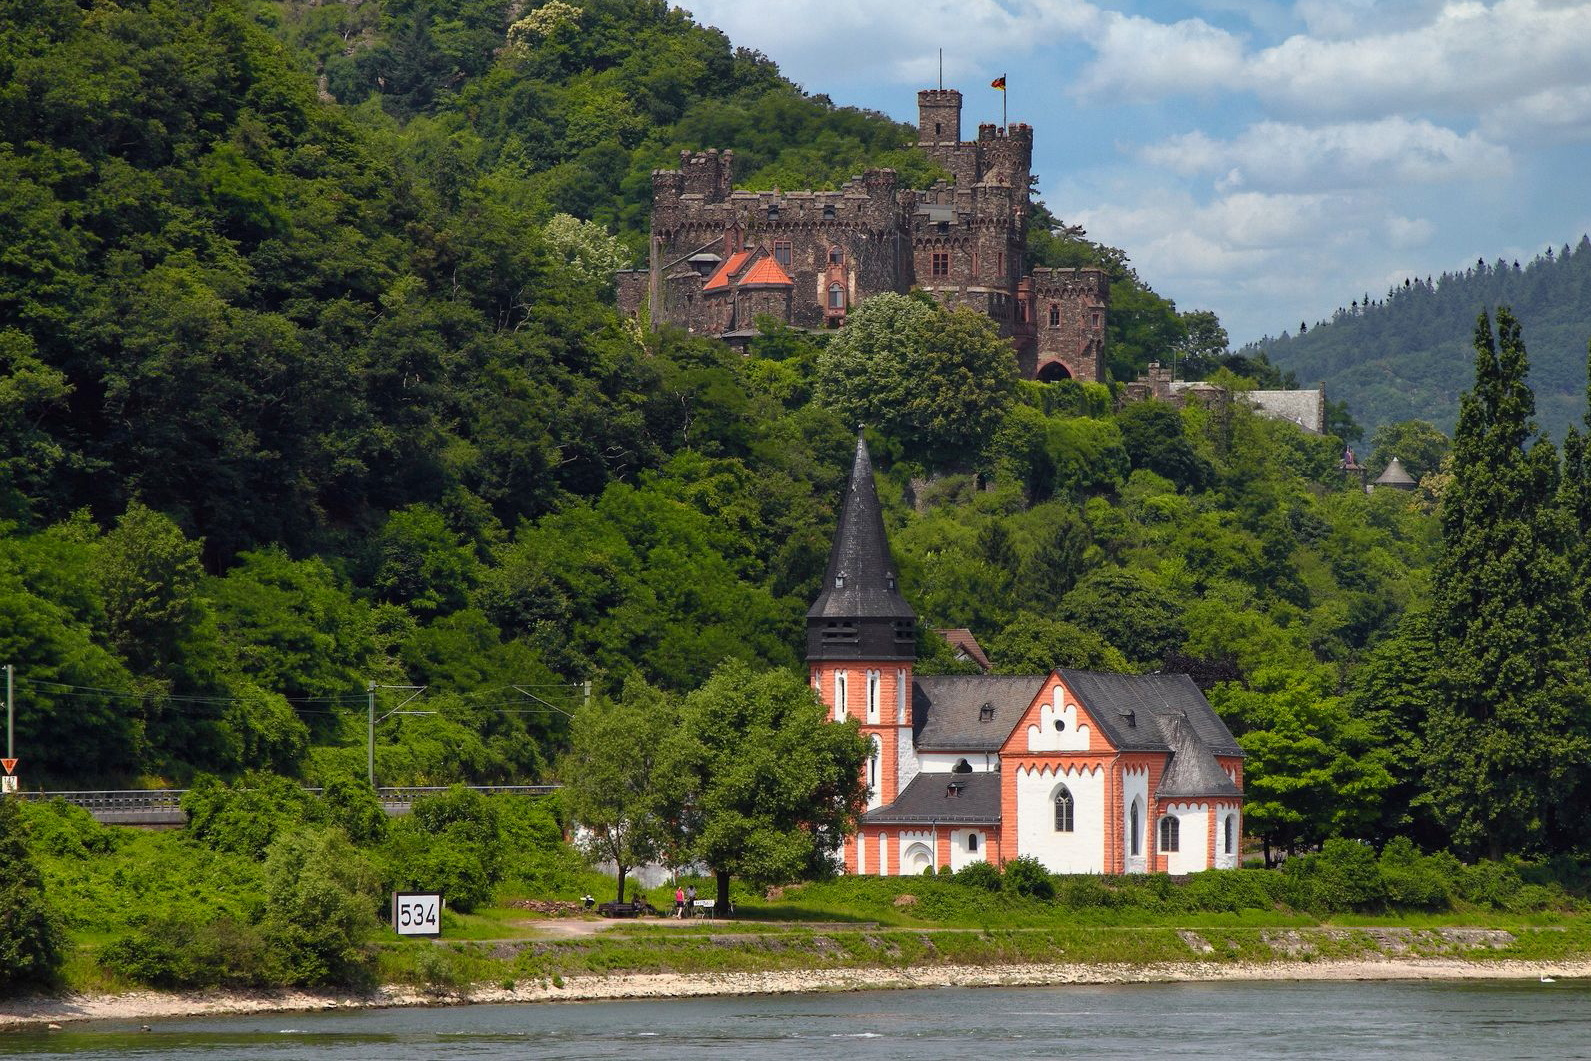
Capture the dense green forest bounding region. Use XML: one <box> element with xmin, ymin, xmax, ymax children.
<box><xmin>4</xmin><ymin>0</ymin><xmax>1591</xmax><ymax>888</ymax></box>
<box><xmin>1249</xmin><ymin>238</ymin><xmax>1591</xmax><ymax>439</ymax></box>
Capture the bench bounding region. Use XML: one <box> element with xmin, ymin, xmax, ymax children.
<box><xmin>596</xmin><ymin>900</ymin><xmax>653</xmax><ymax>918</ymax></box>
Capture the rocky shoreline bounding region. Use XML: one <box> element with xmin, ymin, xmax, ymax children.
<box><xmin>3</xmin><ymin>956</ymin><xmax>1586</xmax><ymax>1030</ymax></box>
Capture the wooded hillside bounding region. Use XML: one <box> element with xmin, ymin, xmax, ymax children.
<box><xmin>1249</xmin><ymin>239</ymin><xmax>1591</xmax><ymax>439</ymax></box>
<box><xmin>8</xmin><ymin>0</ymin><xmax>1591</xmax><ymax>869</ymax></box>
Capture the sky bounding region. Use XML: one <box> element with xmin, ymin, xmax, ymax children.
<box><xmin>671</xmin><ymin>0</ymin><xmax>1591</xmax><ymax>346</ymax></box>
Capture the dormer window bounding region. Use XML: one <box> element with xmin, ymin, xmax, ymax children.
<box><xmin>834</xmin><ymin>574</ymin><xmax>845</xmax><ymax>588</ymax></box>
<box><xmin>885</xmin><ymin>574</ymin><xmax>896</xmax><ymax>590</ymax></box>
<box><xmin>947</xmin><ymin>782</ymin><xmax>965</xmax><ymax>798</ymax></box>
<box><xmin>1120</xmin><ymin>710</ymin><xmax>1136</xmax><ymax>728</ymax></box>
<box><xmin>979</xmin><ymin>703</ymin><xmax>995</xmax><ymax>722</ymax></box>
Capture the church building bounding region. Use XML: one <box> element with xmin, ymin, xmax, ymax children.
<box><xmin>810</xmin><ymin>438</ymin><xmax>1245</xmax><ymax>875</ymax></box>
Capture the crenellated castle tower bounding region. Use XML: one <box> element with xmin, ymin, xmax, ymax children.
<box><xmin>616</xmin><ymin>87</ymin><xmax>1110</xmax><ymax>383</ymax></box>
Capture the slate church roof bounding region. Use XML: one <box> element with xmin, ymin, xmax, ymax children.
<box><xmin>807</xmin><ymin>437</ymin><xmax>914</xmax><ymax>622</ymax></box>
<box><xmin>913</xmin><ymin>675</ymin><xmax>1047</xmax><ymax>751</ymax></box>
<box><xmin>863</xmin><ymin>771</ymin><xmax>1002</xmax><ymax>825</ymax></box>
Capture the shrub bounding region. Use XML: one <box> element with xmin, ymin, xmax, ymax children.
<box><xmin>102</xmin><ymin>913</ymin><xmax>275</xmax><ymax>988</ymax></box>
<box><xmin>19</xmin><ymin>799</ymin><xmax>121</xmax><ymax>859</ymax></box>
<box><xmin>953</xmin><ymin>860</ymin><xmax>1002</xmax><ymax>893</ymax></box>
<box><xmin>1283</xmin><ymin>839</ymin><xmax>1384</xmax><ymax>913</ymax></box>
<box><xmin>1053</xmin><ymin>874</ymin><xmax>1116</xmax><ymax>909</ymax></box>
<box><xmin>320</xmin><ymin>775</ymin><xmax>388</xmax><ymax>845</ymax></box>
<box><xmin>1456</xmin><ymin>860</ymin><xmax>1524</xmax><ymax>910</ymax></box>
<box><xmin>1180</xmin><ymin>868</ymin><xmax>1283</xmax><ymax>913</ymax></box>
<box><xmin>0</xmin><ymin>799</ymin><xmax>66</xmax><ymax>991</ymax></box>
<box><xmin>1002</xmin><ymin>855</ymin><xmax>1055</xmax><ymax>901</ymax></box>
<box><xmin>182</xmin><ymin>772</ymin><xmax>323</xmax><ymax>859</ymax></box>
<box><xmin>1378</xmin><ymin>838</ymin><xmax>1457</xmax><ymax>912</ymax></box>
<box><xmin>262</xmin><ymin>827</ymin><xmax>379</xmax><ymax>986</ymax></box>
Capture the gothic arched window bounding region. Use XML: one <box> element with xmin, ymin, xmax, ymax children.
<box><xmin>828</xmin><ymin>283</ymin><xmax>846</xmax><ymax>310</ymax></box>
<box><xmin>1053</xmin><ymin>786</ymin><xmax>1074</xmax><ymax>832</ymax></box>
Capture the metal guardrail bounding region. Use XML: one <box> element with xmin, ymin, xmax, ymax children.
<box><xmin>14</xmin><ymin>785</ymin><xmax>561</xmax><ymax>825</ymax></box>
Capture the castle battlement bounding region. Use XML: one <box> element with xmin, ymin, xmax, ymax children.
<box><xmin>621</xmin><ymin>86</ymin><xmax>1107</xmax><ymax>381</ymax></box>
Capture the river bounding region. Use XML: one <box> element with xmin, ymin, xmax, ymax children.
<box><xmin>3</xmin><ymin>980</ymin><xmax>1589</xmax><ymax>1059</ymax></box>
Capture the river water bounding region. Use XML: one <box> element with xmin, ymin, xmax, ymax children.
<box><xmin>4</xmin><ymin>980</ymin><xmax>1590</xmax><ymax>1059</ymax></box>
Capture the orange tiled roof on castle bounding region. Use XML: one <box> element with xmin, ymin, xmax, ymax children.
<box><xmin>702</xmin><ymin>250</ymin><xmax>752</xmax><ymax>291</ymax></box>
<box><xmin>738</xmin><ymin>255</ymin><xmax>793</xmax><ymax>287</ymax></box>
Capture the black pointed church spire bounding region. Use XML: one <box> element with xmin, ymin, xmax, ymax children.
<box><xmin>806</xmin><ymin>436</ymin><xmax>916</xmax><ymax>661</ymax></box>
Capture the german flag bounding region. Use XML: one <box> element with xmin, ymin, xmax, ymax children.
<box><xmin>991</xmin><ymin>75</ymin><xmax>1006</xmax><ymax>90</ymax></box>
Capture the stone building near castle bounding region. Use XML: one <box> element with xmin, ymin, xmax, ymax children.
<box><xmin>616</xmin><ymin>88</ymin><xmax>1110</xmax><ymax>382</ymax></box>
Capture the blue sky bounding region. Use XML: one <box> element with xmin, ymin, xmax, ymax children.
<box><xmin>673</xmin><ymin>0</ymin><xmax>1591</xmax><ymax>346</ymax></box>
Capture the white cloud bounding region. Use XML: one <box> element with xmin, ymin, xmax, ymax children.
<box><xmin>1139</xmin><ymin>118</ymin><xmax>1512</xmax><ymax>190</ymax></box>
<box><xmin>1074</xmin><ymin>12</ymin><xmax>1247</xmax><ymax>100</ymax></box>
<box><xmin>1480</xmin><ymin>85</ymin><xmax>1591</xmax><ymax>144</ymax></box>
<box><xmin>1249</xmin><ymin>0</ymin><xmax>1591</xmax><ymax>121</ymax></box>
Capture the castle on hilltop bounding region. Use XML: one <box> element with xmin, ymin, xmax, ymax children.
<box><xmin>616</xmin><ymin>88</ymin><xmax>1110</xmax><ymax>382</ymax></box>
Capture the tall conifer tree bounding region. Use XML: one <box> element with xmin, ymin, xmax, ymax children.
<box><xmin>1424</xmin><ymin>309</ymin><xmax>1591</xmax><ymax>857</ymax></box>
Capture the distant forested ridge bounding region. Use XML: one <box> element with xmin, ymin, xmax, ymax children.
<box><xmin>1248</xmin><ymin>238</ymin><xmax>1591</xmax><ymax>439</ymax></box>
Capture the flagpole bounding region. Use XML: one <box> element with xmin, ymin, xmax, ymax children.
<box><xmin>1002</xmin><ymin>73</ymin><xmax>1007</xmax><ymax>128</ymax></box>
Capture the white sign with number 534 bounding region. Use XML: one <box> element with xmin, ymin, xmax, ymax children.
<box><xmin>393</xmin><ymin>892</ymin><xmax>442</xmax><ymax>937</ymax></box>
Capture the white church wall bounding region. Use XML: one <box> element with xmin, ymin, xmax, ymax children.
<box><xmin>949</xmin><ymin>829</ymin><xmax>987</xmax><ymax>871</ymax></box>
<box><xmin>1215</xmin><ymin>808</ymin><xmax>1240</xmax><ymax>869</ymax></box>
<box><xmin>1123</xmin><ymin>767</ymin><xmax>1149</xmax><ymax>873</ymax></box>
<box><xmin>1025</xmin><ymin>688</ymin><xmax>1092</xmax><ymax>753</ymax></box>
<box><xmin>918</xmin><ymin>752</ymin><xmax>998</xmax><ymax>773</ymax></box>
<box><xmin>898</xmin><ymin>830</ymin><xmax>935</xmax><ymax>876</ymax></box>
<box><xmin>896</xmin><ymin>726</ymin><xmax>921</xmax><ymax>792</ymax></box>
<box><xmin>1162</xmin><ymin>802</ymin><xmax>1210</xmax><ymax>874</ymax></box>
<box><xmin>1016</xmin><ymin>764</ymin><xmax>1106</xmax><ymax>873</ymax></box>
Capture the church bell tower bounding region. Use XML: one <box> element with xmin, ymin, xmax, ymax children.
<box><xmin>808</xmin><ymin>437</ymin><xmax>916</xmax><ymax>870</ymax></box>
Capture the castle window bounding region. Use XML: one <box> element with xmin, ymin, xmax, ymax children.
<box><xmin>1054</xmin><ymin>787</ymin><xmax>1074</xmax><ymax>832</ymax></box>
<box><xmin>1130</xmin><ymin>802</ymin><xmax>1141</xmax><ymax>856</ymax></box>
<box><xmin>1018</xmin><ymin>299</ymin><xmax>1030</xmax><ymax>323</ymax></box>
<box><xmin>767</xmin><ymin>204</ymin><xmax>780</xmax><ymax>221</ymax></box>
<box><xmin>829</xmin><ymin>246</ymin><xmax>843</xmax><ymax>265</ymax></box>
<box><xmin>866</xmin><ymin>670</ymin><xmax>880</xmax><ymax>722</ymax></box>
<box><xmin>1159</xmin><ymin>815</ymin><xmax>1180</xmax><ymax>853</ymax></box>
<box><xmin>1224</xmin><ymin>814</ymin><xmax>1235</xmax><ymax>855</ymax></box>
<box><xmin>823</xmin><ymin>204</ymin><xmax>836</xmax><ymax>220</ymax></box>
<box><xmin>996</xmin><ymin>251</ymin><xmax>1004</xmax><ymax>276</ymax></box>
<box><xmin>931</xmin><ymin>251</ymin><xmax>950</xmax><ymax>277</ymax></box>
<box><xmin>937</xmin><ymin>221</ymin><xmax>949</xmax><ymax>235</ymax></box>
<box><xmin>935</xmin><ymin>121</ymin><xmax>942</xmax><ymax>136</ymax></box>
<box><xmin>1091</xmin><ymin>311</ymin><xmax>1102</xmax><ymax>328</ymax></box>
<box><xmin>1049</xmin><ymin>303</ymin><xmax>1060</xmax><ymax>327</ymax></box>
<box><xmin>894</xmin><ymin>619</ymin><xmax>915</xmax><ymax>644</ymax></box>
<box><xmin>773</xmin><ymin>241</ymin><xmax>791</xmax><ymax>267</ymax></box>
<box><xmin>967</xmin><ymin>833</ymin><xmax>979</xmax><ymax>852</ymax></box>
<box><xmin>828</xmin><ymin>283</ymin><xmax>846</xmax><ymax>310</ymax></box>
<box><xmin>896</xmin><ymin>669</ymin><xmax>907</xmax><ymax>723</ymax></box>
